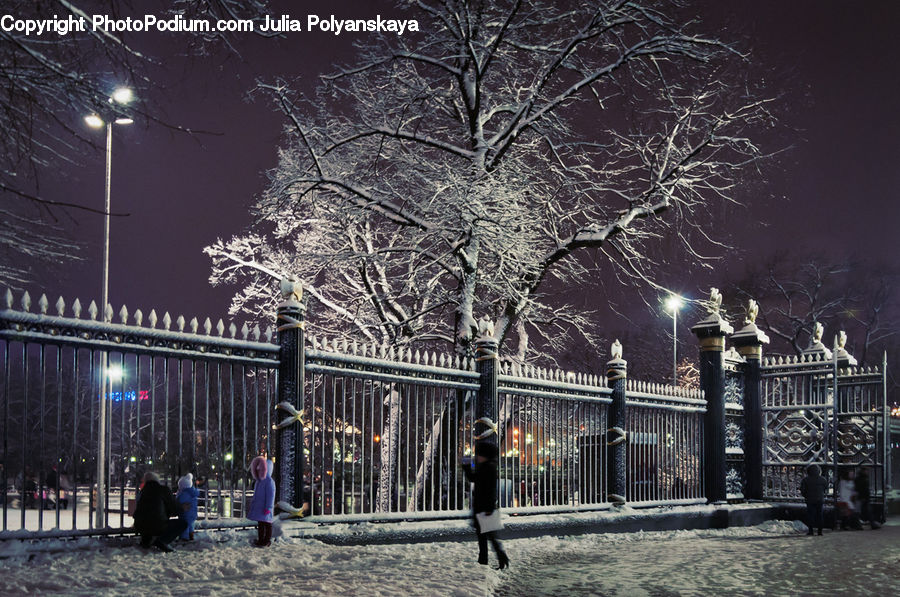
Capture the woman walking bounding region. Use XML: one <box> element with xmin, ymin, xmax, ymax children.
<box><xmin>463</xmin><ymin>442</ymin><xmax>509</xmax><ymax>569</ymax></box>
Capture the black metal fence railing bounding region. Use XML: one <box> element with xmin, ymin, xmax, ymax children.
<box><xmin>0</xmin><ymin>291</ymin><xmax>278</xmax><ymax>534</ymax></box>
<box><xmin>2</xmin><ymin>285</ymin><xmax>888</xmax><ymax>538</ymax></box>
<box><xmin>760</xmin><ymin>353</ymin><xmax>888</xmax><ymax>504</ymax></box>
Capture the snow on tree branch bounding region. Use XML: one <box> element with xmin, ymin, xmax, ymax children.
<box><xmin>210</xmin><ymin>0</ymin><xmax>775</xmax><ymax>359</ymax></box>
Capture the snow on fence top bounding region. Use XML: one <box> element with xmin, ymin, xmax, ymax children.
<box><xmin>762</xmin><ymin>352</ymin><xmax>880</xmax><ymax>375</ymax></box>
<box><xmin>308</xmin><ymin>333</ymin><xmax>475</xmax><ymax>372</ymax></box>
<box><xmin>625</xmin><ymin>378</ymin><xmax>704</xmax><ymax>402</ymax></box>
<box><xmin>0</xmin><ymin>289</ymin><xmax>279</xmax><ymax>363</ymax></box>
<box><xmin>498</xmin><ymin>360</ymin><xmax>605</xmax><ymax>388</ymax></box>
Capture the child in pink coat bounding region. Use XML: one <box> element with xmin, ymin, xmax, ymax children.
<box><xmin>248</xmin><ymin>456</ymin><xmax>275</xmax><ymax>547</ymax></box>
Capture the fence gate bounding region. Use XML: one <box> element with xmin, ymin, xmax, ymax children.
<box><xmin>761</xmin><ymin>354</ymin><xmax>888</xmax><ymax>507</ymax></box>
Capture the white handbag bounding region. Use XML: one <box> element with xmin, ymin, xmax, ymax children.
<box><xmin>475</xmin><ymin>510</ymin><xmax>504</xmax><ymax>533</ymax></box>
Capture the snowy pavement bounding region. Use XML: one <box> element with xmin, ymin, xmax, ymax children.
<box><xmin>1</xmin><ymin>519</ymin><xmax>898</xmax><ymax>596</ymax></box>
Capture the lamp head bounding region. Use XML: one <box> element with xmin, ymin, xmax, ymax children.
<box><xmin>665</xmin><ymin>295</ymin><xmax>684</xmax><ymax>312</ymax></box>
<box><xmin>111</xmin><ymin>87</ymin><xmax>133</xmax><ymax>104</ymax></box>
<box><xmin>84</xmin><ymin>114</ymin><xmax>105</xmax><ymax>128</ymax></box>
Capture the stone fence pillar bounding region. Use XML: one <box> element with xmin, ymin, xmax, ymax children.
<box><xmin>730</xmin><ymin>299</ymin><xmax>769</xmax><ymax>500</ymax></box>
<box><xmin>691</xmin><ymin>288</ymin><xmax>733</xmax><ymax>504</ymax></box>
<box><xmin>274</xmin><ymin>277</ymin><xmax>307</xmax><ymax>512</ymax></box>
<box><xmin>474</xmin><ymin>317</ymin><xmax>499</xmax><ymax>454</ymax></box>
<box><xmin>606</xmin><ymin>340</ymin><xmax>628</xmax><ymax>506</ymax></box>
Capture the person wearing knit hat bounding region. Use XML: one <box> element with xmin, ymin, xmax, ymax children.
<box><xmin>176</xmin><ymin>473</ymin><xmax>199</xmax><ymax>541</ymax></box>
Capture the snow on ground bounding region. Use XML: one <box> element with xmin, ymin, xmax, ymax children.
<box><xmin>1</xmin><ymin>519</ymin><xmax>899</xmax><ymax>596</ymax></box>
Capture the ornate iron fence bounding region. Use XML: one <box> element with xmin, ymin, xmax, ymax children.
<box><xmin>496</xmin><ymin>363</ymin><xmax>612</xmax><ymax>514</ymax></box>
<box><xmin>302</xmin><ymin>337</ymin><xmax>479</xmax><ymax>520</ymax></box>
<box><xmin>0</xmin><ymin>291</ymin><xmax>278</xmax><ymax>534</ymax></box>
<box><xmin>9</xmin><ymin>282</ymin><xmax>889</xmax><ymax>538</ymax></box>
<box><xmin>760</xmin><ymin>353</ymin><xmax>888</xmax><ymax>503</ymax></box>
<box><xmin>624</xmin><ymin>381</ymin><xmax>706</xmax><ymax>505</ymax></box>
<box><xmin>1</xmin><ymin>288</ymin><xmax>712</xmax><ymax>536</ymax></box>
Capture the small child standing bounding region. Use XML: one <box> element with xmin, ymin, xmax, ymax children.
<box><xmin>248</xmin><ymin>456</ymin><xmax>276</xmax><ymax>547</ymax></box>
<box><xmin>176</xmin><ymin>473</ymin><xmax>199</xmax><ymax>541</ymax></box>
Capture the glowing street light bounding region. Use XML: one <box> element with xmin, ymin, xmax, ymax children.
<box><xmin>106</xmin><ymin>364</ymin><xmax>124</xmax><ymax>382</ymax></box>
<box><xmin>111</xmin><ymin>87</ymin><xmax>133</xmax><ymax>104</ymax></box>
<box><xmin>665</xmin><ymin>294</ymin><xmax>684</xmax><ymax>385</ymax></box>
<box><xmin>85</xmin><ymin>86</ymin><xmax>134</xmax><ymax>529</ymax></box>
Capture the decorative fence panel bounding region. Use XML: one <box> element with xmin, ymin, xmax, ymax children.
<box><xmin>496</xmin><ymin>365</ymin><xmax>612</xmax><ymax>513</ymax></box>
<box><xmin>724</xmin><ymin>351</ymin><xmax>746</xmax><ymax>499</ymax></box>
<box><xmin>303</xmin><ymin>339</ymin><xmax>479</xmax><ymax>520</ymax></box>
<box><xmin>760</xmin><ymin>354</ymin><xmax>888</xmax><ymax>504</ymax></box>
<box><xmin>834</xmin><ymin>365</ymin><xmax>889</xmax><ymax>500</ymax></box>
<box><xmin>0</xmin><ymin>291</ymin><xmax>278</xmax><ymax>535</ymax></box>
<box><xmin>624</xmin><ymin>381</ymin><xmax>706</xmax><ymax>505</ymax></box>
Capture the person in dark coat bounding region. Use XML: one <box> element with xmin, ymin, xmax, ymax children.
<box><xmin>133</xmin><ymin>472</ymin><xmax>187</xmax><ymax>552</ymax></box>
<box><xmin>799</xmin><ymin>464</ymin><xmax>828</xmax><ymax>536</ymax></box>
<box><xmin>854</xmin><ymin>467</ymin><xmax>880</xmax><ymax>529</ymax></box>
<box><xmin>463</xmin><ymin>442</ymin><xmax>509</xmax><ymax>569</ymax></box>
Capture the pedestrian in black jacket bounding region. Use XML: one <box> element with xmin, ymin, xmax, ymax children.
<box><xmin>133</xmin><ymin>472</ymin><xmax>187</xmax><ymax>552</ymax></box>
<box><xmin>463</xmin><ymin>442</ymin><xmax>509</xmax><ymax>569</ymax></box>
<box><xmin>799</xmin><ymin>464</ymin><xmax>828</xmax><ymax>536</ymax></box>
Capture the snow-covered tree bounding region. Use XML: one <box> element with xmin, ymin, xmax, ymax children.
<box><xmin>207</xmin><ymin>0</ymin><xmax>775</xmax><ymax>359</ymax></box>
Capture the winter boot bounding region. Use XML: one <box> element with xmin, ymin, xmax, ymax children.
<box><xmin>153</xmin><ymin>539</ymin><xmax>174</xmax><ymax>553</ymax></box>
<box><xmin>496</xmin><ymin>551</ymin><xmax>510</xmax><ymax>570</ymax></box>
<box><xmin>477</xmin><ymin>551</ymin><xmax>489</xmax><ymax>565</ymax></box>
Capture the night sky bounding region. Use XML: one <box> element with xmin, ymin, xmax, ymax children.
<box><xmin>18</xmin><ymin>0</ymin><xmax>900</xmax><ymax>355</ymax></box>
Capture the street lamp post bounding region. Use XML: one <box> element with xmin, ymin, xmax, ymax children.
<box><xmin>665</xmin><ymin>294</ymin><xmax>684</xmax><ymax>386</ymax></box>
<box><xmin>85</xmin><ymin>87</ymin><xmax>133</xmax><ymax>528</ymax></box>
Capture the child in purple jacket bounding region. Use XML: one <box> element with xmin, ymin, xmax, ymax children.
<box><xmin>248</xmin><ymin>456</ymin><xmax>275</xmax><ymax>547</ymax></box>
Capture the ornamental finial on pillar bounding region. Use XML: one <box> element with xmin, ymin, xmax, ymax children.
<box><xmin>833</xmin><ymin>330</ymin><xmax>858</xmax><ymax>367</ymax></box>
<box><xmin>611</xmin><ymin>339</ymin><xmax>623</xmax><ymax>360</ymax></box>
<box><xmin>745</xmin><ymin>299</ymin><xmax>758</xmax><ymax>325</ymax></box>
<box><xmin>475</xmin><ymin>316</ymin><xmax>498</xmax><ymax>360</ymax></box>
<box><xmin>707</xmin><ymin>287</ymin><xmax>722</xmax><ymax>315</ymax></box>
<box><xmin>802</xmin><ymin>321</ymin><xmax>832</xmax><ymax>360</ymax></box>
<box><xmin>606</xmin><ymin>339</ymin><xmax>627</xmax><ymax>381</ymax></box>
<box><xmin>476</xmin><ymin>315</ymin><xmax>495</xmax><ymax>341</ymax></box>
<box><xmin>691</xmin><ymin>288</ymin><xmax>733</xmax><ymax>351</ymax></box>
<box><xmin>280</xmin><ymin>276</ymin><xmax>303</xmax><ymax>303</ymax></box>
<box><xmin>277</xmin><ymin>276</ymin><xmax>306</xmax><ymax>332</ymax></box>
<box><xmin>731</xmin><ymin>298</ymin><xmax>769</xmax><ymax>359</ymax></box>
